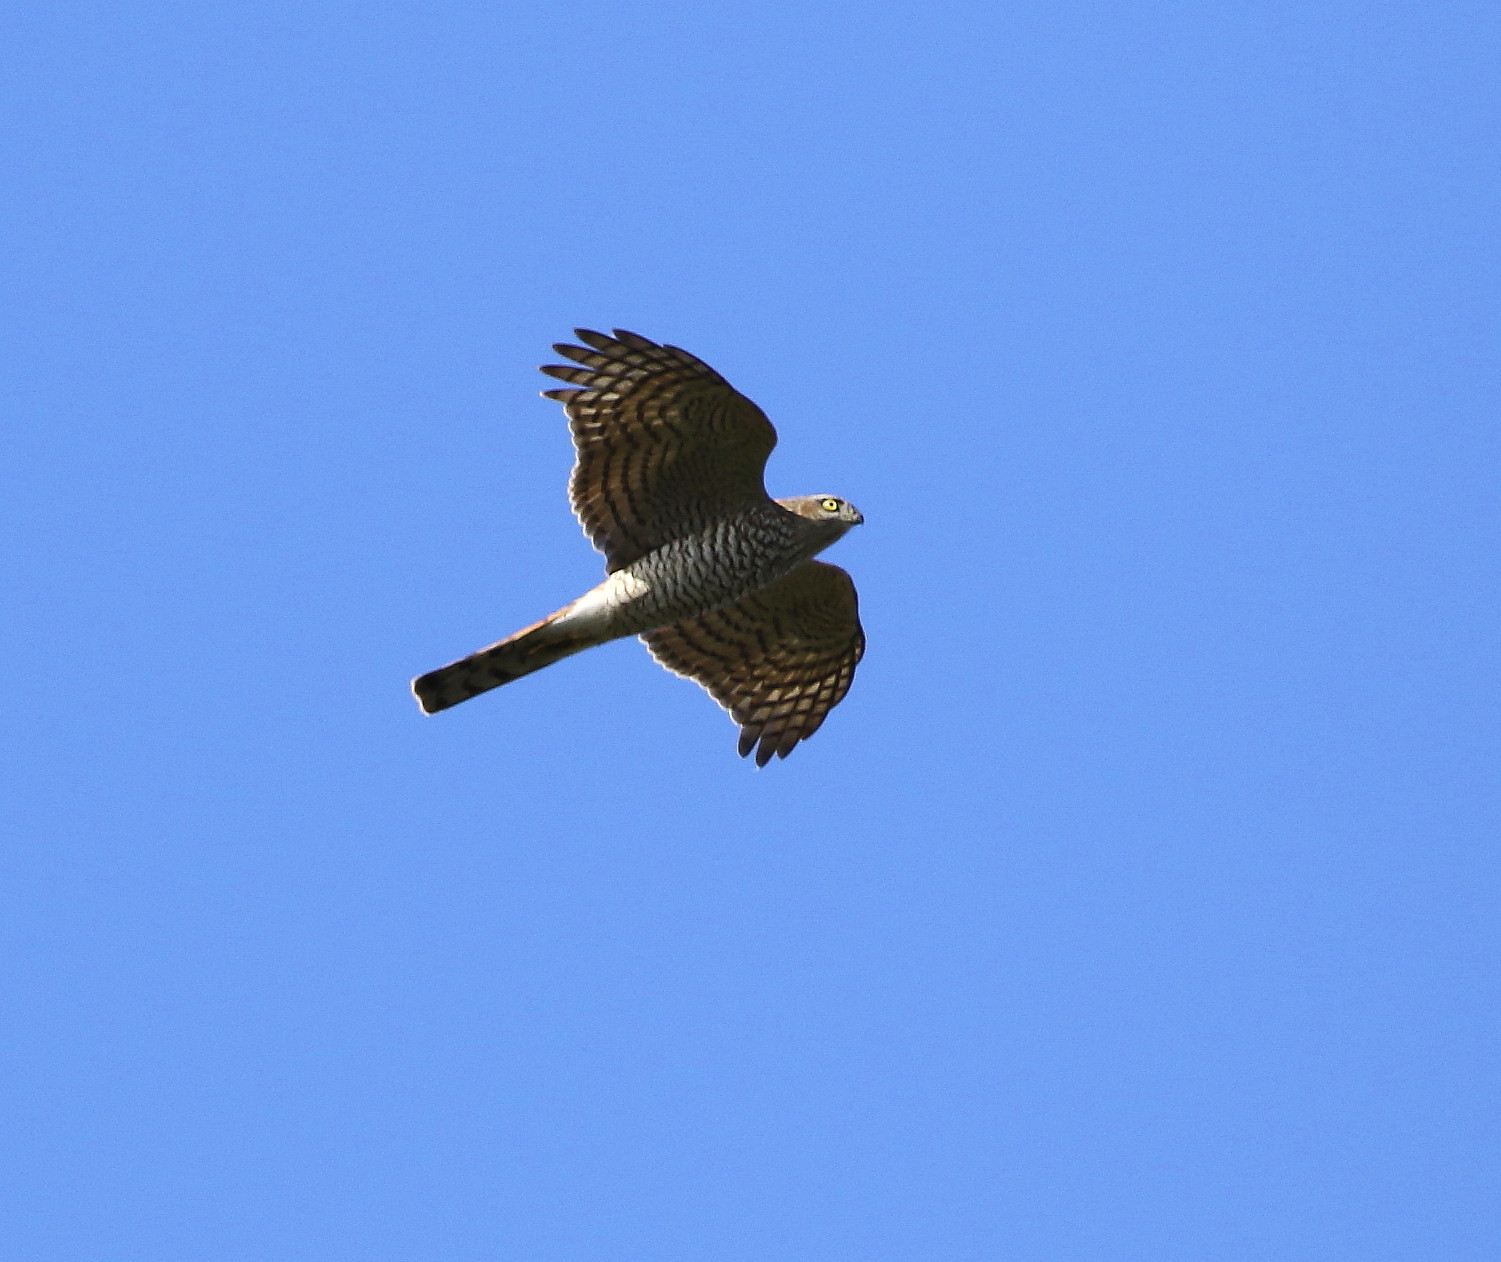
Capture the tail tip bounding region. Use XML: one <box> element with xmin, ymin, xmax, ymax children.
<box><xmin>410</xmin><ymin>674</ymin><xmax>446</xmax><ymax>714</ymax></box>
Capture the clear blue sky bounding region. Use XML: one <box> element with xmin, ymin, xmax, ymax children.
<box><xmin>4</xmin><ymin>3</ymin><xmax>1497</xmax><ymax>1258</ymax></box>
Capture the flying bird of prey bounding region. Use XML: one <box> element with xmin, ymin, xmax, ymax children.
<box><xmin>411</xmin><ymin>329</ymin><xmax>865</xmax><ymax>765</ymax></box>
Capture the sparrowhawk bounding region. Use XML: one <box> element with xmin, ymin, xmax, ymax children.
<box><xmin>411</xmin><ymin>329</ymin><xmax>865</xmax><ymax>765</ymax></box>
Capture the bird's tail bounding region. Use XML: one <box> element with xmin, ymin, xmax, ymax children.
<box><xmin>411</xmin><ymin>612</ymin><xmax>599</xmax><ymax>715</ymax></box>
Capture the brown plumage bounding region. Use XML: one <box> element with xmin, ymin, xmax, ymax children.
<box><xmin>642</xmin><ymin>561</ymin><xmax>864</xmax><ymax>766</ymax></box>
<box><xmin>543</xmin><ymin>327</ymin><xmax>778</xmax><ymax>574</ymax></box>
<box><xmin>411</xmin><ymin>329</ymin><xmax>865</xmax><ymax>765</ymax></box>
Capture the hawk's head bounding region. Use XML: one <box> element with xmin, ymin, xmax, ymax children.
<box><xmin>778</xmin><ymin>495</ymin><xmax>864</xmax><ymax>528</ymax></box>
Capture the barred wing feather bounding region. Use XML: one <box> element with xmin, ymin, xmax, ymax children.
<box><xmin>642</xmin><ymin>560</ymin><xmax>864</xmax><ymax>766</ymax></box>
<box><xmin>541</xmin><ymin>329</ymin><xmax>778</xmax><ymax>573</ymax></box>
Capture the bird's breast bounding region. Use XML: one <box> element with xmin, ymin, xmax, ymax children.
<box><xmin>609</xmin><ymin>514</ymin><xmax>811</xmax><ymax>634</ymax></box>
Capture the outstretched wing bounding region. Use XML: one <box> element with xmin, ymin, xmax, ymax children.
<box><xmin>642</xmin><ymin>560</ymin><xmax>864</xmax><ymax>766</ymax></box>
<box><xmin>541</xmin><ymin>329</ymin><xmax>778</xmax><ymax>573</ymax></box>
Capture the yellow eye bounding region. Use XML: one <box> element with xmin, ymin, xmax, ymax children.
<box><xmin>820</xmin><ymin>498</ymin><xmax>840</xmax><ymax>512</ymax></box>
